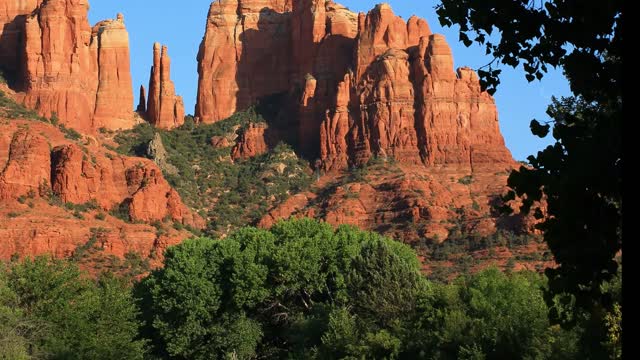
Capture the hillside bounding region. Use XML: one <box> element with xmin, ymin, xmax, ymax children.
<box><xmin>0</xmin><ymin>0</ymin><xmax>548</xmax><ymax>276</ymax></box>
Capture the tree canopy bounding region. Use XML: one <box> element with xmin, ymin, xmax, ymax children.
<box><xmin>135</xmin><ymin>218</ymin><xmax>584</xmax><ymax>359</ymax></box>
<box><xmin>436</xmin><ymin>0</ymin><xmax>622</xmax><ymax>355</ymax></box>
<box><xmin>0</xmin><ymin>257</ymin><xmax>145</xmax><ymax>359</ymax></box>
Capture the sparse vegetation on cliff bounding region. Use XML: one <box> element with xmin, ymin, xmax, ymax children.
<box><xmin>115</xmin><ymin>111</ymin><xmax>313</xmax><ymax>237</ymax></box>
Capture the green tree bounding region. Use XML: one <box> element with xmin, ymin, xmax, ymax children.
<box><xmin>0</xmin><ymin>266</ymin><xmax>41</xmax><ymax>360</ymax></box>
<box><xmin>414</xmin><ymin>268</ymin><xmax>579</xmax><ymax>359</ymax></box>
<box><xmin>137</xmin><ymin>218</ymin><xmax>429</xmax><ymax>359</ymax></box>
<box><xmin>3</xmin><ymin>257</ymin><xmax>145</xmax><ymax>359</ymax></box>
<box><xmin>435</xmin><ymin>0</ymin><xmax>622</xmax><ymax>351</ymax></box>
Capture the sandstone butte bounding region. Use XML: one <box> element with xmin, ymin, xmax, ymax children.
<box><xmin>138</xmin><ymin>43</ymin><xmax>186</xmax><ymax>130</ymax></box>
<box><xmin>0</xmin><ymin>0</ymin><xmax>134</xmax><ymax>133</ymax></box>
<box><xmin>196</xmin><ymin>0</ymin><xmax>513</xmax><ymax>172</ymax></box>
<box><xmin>196</xmin><ymin>0</ymin><xmax>525</xmax><ymax>241</ymax></box>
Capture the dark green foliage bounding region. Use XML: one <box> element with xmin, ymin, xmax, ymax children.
<box><xmin>63</xmin><ymin>199</ymin><xmax>100</xmax><ymax>214</ymax></box>
<box><xmin>437</xmin><ymin>2</ymin><xmax>622</xmax><ymax>355</ymax></box>
<box><xmin>136</xmin><ymin>218</ymin><xmax>582</xmax><ymax>359</ymax></box>
<box><xmin>0</xmin><ymin>257</ymin><xmax>146</xmax><ymax>359</ymax></box>
<box><xmin>137</xmin><ymin>218</ymin><xmax>428</xmax><ymax>359</ymax></box>
<box><xmin>57</xmin><ymin>123</ymin><xmax>82</xmax><ymax>140</ymax></box>
<box><xmin>426</xmin><ymin>226</ymin><xmax>539</xmax><ymax>263</ymax></box>
<box><xmin>114</xmin><ymin>122</ymin><xmax>156</xmax><ymax>157</ymax></box>
<box><xmin>109</xmin><ymin>201</ymin><xmax>131</xmax><ymax>223</ymax></box>
<box><xmin>414</xmin><ymin>268</ymin><xmax>579</xmax><ymax>359</ymax></box>
<box><xmin>71</xmin><ymin>227</ymin><xmax>107</xmax><ymax>261</ymax></box>
<box><xmin>17</xmin><ymin>190</ymin><xmax>36</xmax><ymax>205</ymax></box>
<box><xmin>115</xmin><ymin>110</ymin><xmax>313</xmax><ymax>237</ymax></box>
<box><xmin>436</xmin><ymin>0</ymin><xmax>621</xmax><ymax>99</ymax></box>
<box><xmin>206</xmin><ymin>142</ymin><xmax>313</xmax><ymax>235</ymax></box>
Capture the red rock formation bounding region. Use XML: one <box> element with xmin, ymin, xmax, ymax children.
<box><xmin>413</xmin><ymin>35</ymin><xmax>513</xmax><ymax>169</ymax></box>
<box><xmin>196</xmin><ymin>0</ymin><xmax>293</xmax><ymax>124</ymax></box>
<box><xmin>354</xmin><ymin>4</ymin><xmax>410</xmax><ymax>81</ymax></box>
<box><xmin>292</xmin><ymin>0</ymin><xmax>326</xmax><ymax>81</ymax></box>
<box><xmin>0</xmin><ymin>0</ymin><xmax>43</xmax><ymax>74</ymax></box>
<box><xmin>145</xmin><ymin>43</ymin><xmax>185</xmax><ymax>129</ymax></box>
<box><xmin>197</xmin><ymin>1</ymin><xmax>512</xmax><ymax>172</ymax></box>
<box><xmin>231</xmin><ymin>123</ymin><xmax>271</xmax><ymax>159</ymax></box>
<box><xmin>92</xmin><ymin>13</ymin><xmax>135</xmax><ymax>130</ymax></box>
<box><xmin>50</xmin><ymin>143</ymin><xmax>202</xmax><ymax>227</ymax></box>
<box><xmin>126</xmin><ymin>165</ymin><xmax>196</xmax><ymax>225</ymax></box>
<box><xmin>1</xmin><ymin>1</ymin><xmax>135</xmax><ymax>133</ymax></box>
<box><xmin>354</xmin><ymin>48</ymin><xmax>421</xmax><ymax>164</ymax></box>
<box><xmin>137</xmin><ymin>85</ymin><xmax>147</xmax><ymax>113</ymax></box>
<box><xmin>0</xmin><ymin>129</ymin><xmax>50</xmax><ymax>201</ymax></box>
<box><xmin>192</xmin><ymin>1</ymin><xmax>520</xmax><ymax>244</ymax></box>
<box><xmin>319</xmin><ymin>73</ymin><xmax>351</xmax><ymax>171</ymax></box>
<box><xmin>0</xmin><ymin>120</ymin><xmax>203</xmax><ymax>229</ymax></box>
<box><xmin>0</xmin><ymin>118</ymin><xmax>203</xmax><ymax>264</ymax></box>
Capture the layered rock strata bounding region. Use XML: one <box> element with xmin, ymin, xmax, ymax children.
<box><xmin>0</xmin><ymin>0</ymin><xmax>44</xmax><ymax>74</ymax></box>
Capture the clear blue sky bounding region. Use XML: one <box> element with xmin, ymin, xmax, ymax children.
<box><xmin>88</xmin><ymin>0</ymin><xmax>570</xmax><ymax>161</ymax></box>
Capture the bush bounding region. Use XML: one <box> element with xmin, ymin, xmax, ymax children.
<box><xmin>0</xmin><ymin>90</ymin><xmax>45</xmax><ymax>121</ymax></box>
<box><xmin>58</xmin><ymin>124</ymin><xmax>82</xmax><ymax>140</ymax></box>
<box><xmin>414</xmin><ymin>268</ymin><xmax>580</xmax><ymax>359</ymax></box>
<box><xmin>109</xmin><ymin>201</ymin><xmax>131</xmax><ymax>223</ymax></box>
<box><xmin>458</xmin><ymin>175</ymin><xmax>474</xmax><ymax>185</ymax></box>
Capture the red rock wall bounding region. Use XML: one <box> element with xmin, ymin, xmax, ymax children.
<box><xmin>195</xmin><ymin>0</ymin><xmax>293</xmax><ymax>124</ymax></box>
<box><xmin>0</xmin><ymin>0</ymin><xmax>43</xmax><ymax>74</ymax></box>
<box><xmin>1</xmin><ymin>0</ymin><xmax>135</xmax><ymax>133</ymax></box>
<box><xmin>196</xmin><ymin>1</ymin><xmax>512</xmax><ymax>171</ymax></box>
<box><xmin>0</xmin><ymin>129</ymin><xmax>51</xmax><ymax>201</ymax></box>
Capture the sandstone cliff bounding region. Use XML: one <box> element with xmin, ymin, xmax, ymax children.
<box><xmin>196</xmin><ymin>1</ymin><xmax>513</xmax><ymax>173</ymax></box>
<box><xmin>194</xmin><ymin>0</ymin><xmax>519</xmax><ymax>243</ymax></box>
<box><xmin>0</xmin><ymin>0</ymin><xmax>43</xmax><ymax>75</ymax></box>
<box><xmin>143</xmin><ymin>43</ymin><xmax>185</xmax><ymax>129</ymax></box>
<box><xmin>0</xmin><ymin>0</ymin><xmax>135</xmax><ymax>132</ymax></box>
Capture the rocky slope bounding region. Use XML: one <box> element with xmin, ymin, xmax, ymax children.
<box><xmin>0</xmin><ymin>90</ymin><xmax>203</xmax><ymax>264</ymax></box>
